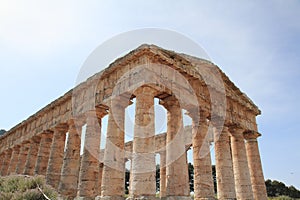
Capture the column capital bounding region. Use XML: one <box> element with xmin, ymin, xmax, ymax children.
<box><xmin>85</xmin><ymin>109</ymin><xmax>107</xmax><ymax>120</ymax></box>
<box><xmin>244</xmin><ymin>130</ymin><xmax>261</xmax><ymax>141</ymax></box>
<box><xmin>40</xmin><ymin>130</ymin><xmax>54</xmax><ymax>139</ymax></box>
<box><xmin>96</xmin><ymin>106</ymin><xmax>109</xmax><ymax>118</ymax></box>
<box><xmin>133</xmin><ymin>85</ymin><xmax>158</xmax><ymax>97</ymax></box>
<box><xmin>21</xmin><ymin>140</ymin><xmax>31</xmax><ymax>145</ymax></box>
<box><xmin>113</xmin><ymin>95</ymin><xmax>133</xmax><ymax>107</ymax></box>
<box><xmin>210</xmin><ymin>114</ymin><xmax>226</xmax><ymax>128</ymax></box>
<box><xmin>68</xmin><ymin>118</ymin><xmax>85</xmax><ymax>128</ymax></box>
<box><xmin>157</xmin><ymin>149</ymin><xmax>166</xmax><ymax>155</ymax></box>
<box><xmin>32</xmin><ymin>135</ymin><xmax>41</xmax><ymax>143</ymax></box>
<box><xmin>6</xmin><ymin>148</ymin><xmax>13</xmax><ymax>153</ymax></box>
<box><xmin>12</xmin><ymin>145</ymin><xmax>21</xmax><ymax>150</ymax></box>
<box><xmin>228</xmin><ymin>122</ymin><xmax>245</xmax><ymax>136</ymax></box>
<box><xmin>54</xmin><ymin>123</ymin><xmax>69</xmax><ymax>132</ymax></box>
<box><xmin>221</xmin><ymin>126</ymin><xmax>229</xmax><ymax>132</ymax></box>
<box><xmin>185</xmin><ymin>108</ymin><xmax>210</xmax><ymax>124</ymax></box>
<box><xmin>159</xmin><ymin>95</ymin><xmax>179</xmax><ymax>111</ymax></box>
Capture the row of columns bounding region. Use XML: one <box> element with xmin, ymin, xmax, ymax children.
<box><xmin>0</xmin><ymin>131</ymin><xmax>55</xmax><ymax>178</ymax></box>
<box><xmin>0</xmin><ymin>120</ymin><xmax>92</xmax><ymax>199</ymax></box>
<box><xmin>213</xmin><ymin>124</ymin><xmax>268</xmax><ymax>200</ymax></box>
<box><xmin>0</xmin><ymin>86</ymin><xmax>267</xmax><ymax>200</ymax></box>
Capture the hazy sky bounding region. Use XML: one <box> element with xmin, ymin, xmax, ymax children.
<box><xmin>1</xmin><ymin>0</ymin><xmax>299</xmax><ymax>188</ymax></box>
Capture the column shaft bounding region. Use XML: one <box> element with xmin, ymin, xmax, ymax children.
<box><xmin>162</xmin><ymin>97</ymin><xmax>190</xmax><ymax>198</ymax></box>
<box><xmin>129</xmin><ymin>87</ymin><xmax>156</xmax><ymax>199</ymax></box>
<box><xmin>46</xmin><ymin>125</ymin><xmax>67</xmax><ymax>189</ymax></box>
<box><xmin>24</xmin><ymin>137</ymin><xmax>41</xmax><ymax>175</ymax></box>
<box><xmin>7</xmin><ymin>146</ymin><xmax>20</xmax><ymax>175</ymax></box>
<box><xmin>0</xmin><ymin>152</ymin><xmax>7</xmax><ymax>176</ymax></box>
<box><xmin>58</xmin><ymin>120</ymin><xmax>82</xmax><ymax>198</ymax></box>
<box><xmin>192</xmin><ymin>113</ymin><xmax>215</xmax><ymax>200</ymax></box>
<box><xmin>244</xmin><ymin>132</ymin><xmax>268</xmax><ymax>200</ymax></box>
<box><xmin>214</xmin><ymin>127</ymin><xmax>236</xmax><ymax>199</ymax></box>
<box><xmin>96</xmin><ymin>163</ymin><xmax>104</xmax><ymax>197</ymax></box>
<box><xmin>0</xmin><ymin>150</ymin><xmax>12</xmax><ymax>176</ymax></box>
<box><xmin>0</xmin><ymin>153</ymin><xmax>5</xmax><ymax>174</ymax></box>
<box><xmin>16</xmin><ymin>142</ymin><xmax>31</xmax><ymax>174</ymax></box>
<box><xmin>230</xmin><ymin>126</ymin><xmax>253</xmax><ymax>200</ymax></box>
<box><xmin>35</xmin><ymin>132</ymin><xmax>53</xmax><ymax>175</ymax></box>
<box><xmin>100</xmin><ymin>101</ymin><xmax>126</xmax><ymax>199</ymax></box>
<box><xmin>77</xmin><ymin>111</ymin><xmax>102</xmax><ymax>199</ymax></box>
<box><xmin>160</xmin><ymin>151</ymin><xmax>166</xmax><ymax>198</ymax></box>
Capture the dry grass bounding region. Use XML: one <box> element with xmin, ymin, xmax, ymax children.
<box><xmin>0</xmin><ymin>175</ymin><xmax>58</xmax><ymax>200</ymax></box>
<box><xmin>268</xmin><ymin>196</ymin><xmax>299</xmax><ymax>200</ymax></box>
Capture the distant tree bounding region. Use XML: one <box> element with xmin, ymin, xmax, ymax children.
<box><xmin>0</xmin><ymin>129</ymin><xmax>6</xmax><ymax>135</ymax></box>
<box><xmin>266</xmin><ymin>179</ymin><xmax>276</xmax><ymax>196</ymax></box>
<box><xmin>156</xmin><ymin>164</ymin><xmax>160</xmax><ymax>192</ymax></box>
<box><xmin>265</xmin><ymin>179</ymin><xmax>300</xmax><ymax>198</ymax></box>
<box><xmin>125</xmin><ymin>169</ymin><xmax>130</xmax><ymax>194</ymax></box>
<box><xmin>288</xmin><ymin>185</ymin><xmax>300</xmax><ymax>198</ymax></box>
<box><xmin>212</xmin><ymin>165</ymin><xmax>217</xmax><ymax>193</ymax></box>
<box><xmin>188</xmin><ymin>163</ymin><xmax>194</xmax><ymax>192</ymax></box>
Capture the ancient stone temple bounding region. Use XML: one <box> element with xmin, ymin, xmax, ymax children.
<box><xmin>0</xmin><ymin>44</ymin><xmax>267</xmax><ymax>200</ymax></box>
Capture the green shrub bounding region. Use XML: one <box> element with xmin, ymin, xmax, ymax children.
<box><xmin>0</xmin><ymin>175</ymin><xmax>57</xmax><ymax>200</ymax></box>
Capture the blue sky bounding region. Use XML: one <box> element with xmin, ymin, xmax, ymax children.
<box><xmin>1</xmin><ymin>0</ymin><xmax>300</xmax><ymax>188</ymax></box>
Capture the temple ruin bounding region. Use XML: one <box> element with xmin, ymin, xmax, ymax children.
<box><xmin>0</xmin><ymin>44</ymin><xmax>267</xmax><ymax>200</ymax></box>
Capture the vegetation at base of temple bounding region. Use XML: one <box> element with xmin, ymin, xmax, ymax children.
<box><xmin>0</xmin><ymin>129</ymin><xmax>6</xmax><ymax>136</ymax></box>
<box><xmin>268</xmin><ymin>196</ymin><xmax>300</xmax><ymax>200</ymax></box>
<box><xmin>0</xmin><ymin>175</ymin><xmax>57</xmax><ymax>200</ymax></box>
<box><xmin>125</xmin><ymin>163</ymin><xmax>300</xmax><ymax>199</ymax></box>
<box><xmin>0</xmin><ymin>165</ymin><xmax>299</xmax><ymax>199</ymax></box>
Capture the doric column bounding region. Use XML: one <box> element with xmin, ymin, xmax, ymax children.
<box><xmin>129</xmin><ymin>86</ymin><xmax>157</xmax><ymax>199</ymax></box>
<box><xmin>159</xmin><ymin>150</ymin><xmax>167</xmax><ymax>198</ymax></box>
<box><xmin>128</xmin><ymin>158</ymin><xmax>133</xmax><ymax>195</ymax></box>
<box><xmin>0</xmin><ymin>152</ymin><xmax>5</xmax><ymax>175</ymax></box>
<box><xmin>100</xmin><ymin>98</ymin><xmax>127</xmax><ymax>200</ymax></box>
<box><xmin>96</xmin><ymin>163</ymin><xmax>104</xmax><ymax>197</ymax></box>
<box><xmin>58</xmin><ymin>119</ymin><xmax>82</xmax><ymax>199</ymax></box>
<box><xmin>24</xmin><ymin>136</ymin><xmax>41</xmax><ymax>175</ymax></box>
<box><xmin>16</xmin><ymin>142</ymin><xmax>31</xmax><ymax>174</ymax></box>
<box><xmin>35</xmin><ymin>131</ymin><xmax>53</xmax><ymax>175</ymax></box>
<box><xmin>214</xmin><ymin>127</ymin><xmax>236</xmax><ymax>199</ymax></box>
<box><xmin>160</xmin><ymin>96</ymin><xmax>190</xmax><ymax>199</ymax></box>
<box><xmin>7</xmin><ymin>145</ymin><xmax>20</xmax><ymax>175</ymax></box>
<box><xmin>189</xmin><ymin>110</ymin><xmax>215</xmax><ymax>200</ymax></box>
<box><xmin>0</xmin><ymin>152</ymin><xmax>5</xmax><ymax>174</ymax></box>
<box><xmin>229</xmin><ymin>124</ymin><xmax>253</xmax><ymax>200</ymax></box>
<box><xmin>0</xmin><ymin>149</ymin><xmax>12</xmax><ymax>176</ymax></box>
<box><xmin>77</xmin><ymin>109</ymin><xmax>106</xmax><ymax>199</ymax></box>
<box><xmin>46</xmin><ymin>124</ymin><xmax>68</xmax><ymax>189</ymax></box>
<box><xmin>244</xmin><ymin>131</ymin><xmax>268</xmax><ymax>200</ymax></box>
